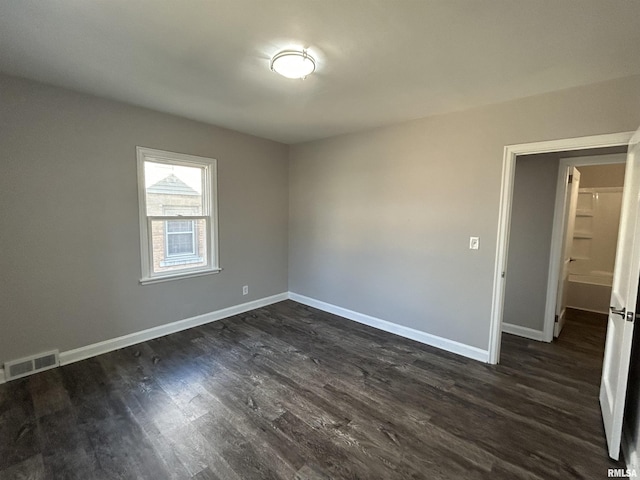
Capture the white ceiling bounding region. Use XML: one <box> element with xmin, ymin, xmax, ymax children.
<box><xmin>1</xmin><ymin>0</ymin><xmax>639</xmax><ymax>144</ymax></box>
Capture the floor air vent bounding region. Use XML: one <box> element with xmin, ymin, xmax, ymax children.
<box><xmin>4</xmin><ymin>350</ymin><xmax>59</xmax><ymax>381</ymax></box>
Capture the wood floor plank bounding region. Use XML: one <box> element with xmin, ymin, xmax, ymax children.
<box><xmin>0</xmin><ymin>301</ymin><xmax>624</xmax><ymax>478</ymax></box>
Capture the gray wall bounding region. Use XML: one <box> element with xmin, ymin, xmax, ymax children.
<box><xmin>3</xmin><ymin>68</ymin><xmax>640</xmax><ymax>471</ymax></box>
<box><xmin>0</xmin><ymin>74</ymin><xmax>289</xmax><ymax>365</ymax></box>
<box><xmin>289</xmin><ymin>74</ymin><xmax>640</xmax><ymax>350</ymax></box>
<box><xmin>503</xmin><ymin>154</ymin><xmax>560</xmax><ymax>331</ymax></box>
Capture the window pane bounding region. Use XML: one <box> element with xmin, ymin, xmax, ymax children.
<box><xmin>166</xmin><ymin>219</ymin><xmax>195</xmax><ymax>257</ymax></box>
<box><xmin>144</xmin><ymin>161</ymin><xmax>204</xmax><ymax>216</ymax></box>
<box><xmin>167</xmin><ymin>220</ymin><xmax>193</xmax><ymax>233</ymax></box>
<box><xmin>150</xmin><ymin>218</ymin><xmax>208</xmax><ymax>274</ymax></box>
<box><xmin>167</xmin><ymin>233</ymin><xmax>194</xmax><ymax>255</ymax></box>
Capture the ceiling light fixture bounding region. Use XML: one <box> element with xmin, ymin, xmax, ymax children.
<box><xmin>270</xmin><ymin>49</ymin><xmax>316</xmax><ymax>79</ymax></box>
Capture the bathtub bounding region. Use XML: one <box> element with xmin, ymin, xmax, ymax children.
<box><xmin>566</xmin><ymin>271</ymin><xmax>613</xmax><ymax>314</ymax></box>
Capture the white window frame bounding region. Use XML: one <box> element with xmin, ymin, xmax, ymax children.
<box><xmin>136</xmin><ymin>147</ymin><xmax>220</xmax><ymax>284</ymax></box>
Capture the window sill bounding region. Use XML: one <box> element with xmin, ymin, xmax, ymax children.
<box><xmin>140</xmin><ymin>267</ymin><xmax>222</xmax><ymax>285</ymax></box>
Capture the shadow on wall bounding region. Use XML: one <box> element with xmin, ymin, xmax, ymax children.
<box><xmin>503</xmin><ymin>153</ymin><xmax>560</xmax><ymax>333</ymax></box>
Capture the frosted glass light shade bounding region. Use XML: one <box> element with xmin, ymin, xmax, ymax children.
<box><xmin>270</xmin><ymin>50</ymin><xmax>316</xmax><ymax>79</ymax></box>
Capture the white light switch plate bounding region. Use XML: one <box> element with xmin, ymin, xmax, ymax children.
<box><xmin>469</xmin><ymin>237</ymin><xmax>479</xmax><ymax>250</ymax></box>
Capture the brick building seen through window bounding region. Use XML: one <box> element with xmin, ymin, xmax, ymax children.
<box><xmin>146</xmin><ymin>173</ymin><xmax>207</xmax><ymax>274</ymax></box>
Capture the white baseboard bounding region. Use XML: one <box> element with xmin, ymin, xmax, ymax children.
<box><xmin>502</xmin><ymin>322</ymin><xmax>547</xmax><ymax>342</ymax></box>
<box><xmin>288</xmin><ymin>292</ymin><xmax>489</xmax><ymax>363</ymax></box>
<box><xmin>60</xmin><ymin>292</ymin><xmax>288</xmax><ymax>367</ymax></box>
<box><xmin>1</xmin><ymin>291</ymin><xmax>490</xmax><ymax>384</ymax></box>
<box><xmin>0</xmin><ymin>293</ymin><xmax>288</xmax><ymax>385</ymax></box>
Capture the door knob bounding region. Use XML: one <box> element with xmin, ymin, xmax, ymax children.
<box><xmin>610</xmin><ymin>306</ymin><xmax>626</xmax><ymax>318</ymax></box>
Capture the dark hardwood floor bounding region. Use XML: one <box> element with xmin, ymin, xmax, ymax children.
<box><xmin>0</xmin><ymin>301</ymin><xmax>622</xmax><ymax>479</ymax></box>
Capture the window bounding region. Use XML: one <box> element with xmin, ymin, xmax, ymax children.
<box><xmin>161</xmin><ymin>205</ymin><xmax>202</xmax><ymax>266</ymax></box>
<box><xmin>166</xmin><ymin>220</ymin><xmax>196</xmax><ymax>258</ymax></box>
<box><xmin>137</xmin><ymin>147</ymin><xmax>219</xmax><ymax>284</ymax></box>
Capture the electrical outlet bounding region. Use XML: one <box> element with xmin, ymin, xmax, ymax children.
<box><xmin>469</xmin><ymin>236</ymin><xmax>479</xmax><ymax>250</ymax></box>
<box><xmin>242</xmin><ymin>285</ymin><xmax>248</xmax><ymax>295</ymax></box>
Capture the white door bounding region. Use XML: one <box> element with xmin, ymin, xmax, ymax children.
<box><xmin>601</xmin><ymin>126</ymin><xmax>640</xmax><ymax>460</ymax></box>
<box><xmin>555</xmin><ymin>167</ymin><xmax>581</xmax><ymax>337</ymax></box>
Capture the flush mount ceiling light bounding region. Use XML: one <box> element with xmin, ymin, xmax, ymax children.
<box><xmin>270</xmin><ymin>49</ymin><xmax>316</xmax><ymax>79</ymax></box>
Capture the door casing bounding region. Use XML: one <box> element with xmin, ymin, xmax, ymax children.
<box><xmin>489</xmin><ymin>132</ymin><xmax>634</xmax><ymax>365</ymax></box>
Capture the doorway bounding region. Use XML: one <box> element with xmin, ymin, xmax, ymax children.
<box><xmin>488</xmin><ymin>132</ymin><xmax>634</xmax><ymax>364</ymax></box>
<box><xmin>491</xmin><ymin>129</ymin><xmax>640</xmax><ymax>463</ymax></box>
<box><xmin>555</xmin><ymin>159</ymin><xmax>626</xmax><ymax>337</ymax></box>
<box><xmin>500</xmin><ymin>152</ymin><xmax>626</xmax><ymax>344</ymax></box>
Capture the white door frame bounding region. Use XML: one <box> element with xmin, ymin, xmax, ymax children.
<box><xmin>546</xmin><ymin>154</ymin><xmax>626</xmax><ymax>340</ymax></box>
<box><xmin>488</xmin><ymin>132</ymin><xmax>634</xmax><ymax>364</ymax></box>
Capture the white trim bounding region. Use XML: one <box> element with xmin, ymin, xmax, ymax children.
<box><xmin>139</xmin><ymin>267</ymin><xmax>222</xmax><ymax>285</ymax></box>
<box><xmin>58</xmin><ymin>293</ymin><xmax>288</xmax><ymax>367</ymax></box>
<box><xmin>0</xmin><ymin>291</ymin><xmax>489</xmax><ymax>385</ymax></box>
<box><xmin>499</xmin><ymin>133</ymin><xmax>632</xmax><ymax>157</ymax></box>
<box><xmin>501</xmin><ymin>323</ymin><xmax>547</xmax><ymax>342</ymax></box>
<box><xmin>489</xmin><ymin>132</ymin><xmax>634</xmax><ymax>364</ymax></box>
<box><xmin>289</xmin><ymin>292</ymin><xmax>489</xmax><ymax>363</ymax></box>
<box><xmin>544</xmin><ymin>161</ymin><xmax>573</xmax><ymax>342</ymax></box>
<box><xmin>488</xmin><ymin>145</ymin><xmax>516</xmax><ymax>364</ymax></box>
<box><xmin>0</xmin><ymin>292</ymin><xmax>285</xmax><ymax>385</ymax></box>
<box><xmin>563</xmin><ymin>153</ymin><xmax>629</xmax><ymax>167</ymax></box>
